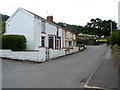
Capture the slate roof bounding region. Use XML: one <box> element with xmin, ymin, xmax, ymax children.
<box><xmin>22</xmin><ymin>8</ymin><xmax>76</xmax><ymax>34</ymax></box>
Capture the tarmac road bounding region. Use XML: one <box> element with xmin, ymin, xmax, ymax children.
<box><xmin>2</xmin><ymin>45</ymin><xmax>108</xmax><ymax>88</ymax></box>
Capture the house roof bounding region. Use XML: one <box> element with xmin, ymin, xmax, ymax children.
<box><xmin>23</xmin><ymin>8</ymin><xmax>61</xmax><ymax>27</ymax></box>
<box><xmin>22</xmin><ymin>8</ymin><xmax>76</xmax><ymax>34</ymax></box>
<box><xmin>6</xmin><ymin>7</ymin><xmax>76</xmax><ymax>34</ymax></box>
<box><xmin>5</xmin><ymin>8</ymin><xmax>34</xmax><ymax>24</ymax></box>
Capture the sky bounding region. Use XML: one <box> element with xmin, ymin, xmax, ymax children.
<box><xmin>0</xmin><ymin>0</ymin><xmax>119</xmax><ymax>26</ymax></box>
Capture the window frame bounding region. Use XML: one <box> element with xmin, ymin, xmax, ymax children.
<box><xmin>41</xmin><ymin>36</ymin><xmax>45</xmax><ymax>47</ymax></box>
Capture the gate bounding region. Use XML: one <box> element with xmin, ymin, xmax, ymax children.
<box><xmin>45</xmin><ymin>47</ymin><xmax>49</xmax><ymax>60</ymax></box>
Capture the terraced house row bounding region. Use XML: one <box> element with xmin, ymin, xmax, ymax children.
<box><xmin>2</xmin><ymin>8</ymin><xmax>80</xmax><ymax>62</ymax></box>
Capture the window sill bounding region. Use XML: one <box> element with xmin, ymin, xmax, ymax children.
<box><xmin>41</xmin><ymin>32</ymin><xmax>46</xmax><ymax>34</ymax></box>
<box><xmin>38</xmin><ymin>46</ymin><xmax>46</xmax><ymax>48</ymax></box>
<box><xmin>53</xmin><ymin>48</ymin><xmax>62</xmax><ymax>50</ymax></box>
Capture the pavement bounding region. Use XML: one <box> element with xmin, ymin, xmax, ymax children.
<box><xmin>84</xmin><ymin>47</ymin><xmax>119</xmax><ymax>90</ymax></box>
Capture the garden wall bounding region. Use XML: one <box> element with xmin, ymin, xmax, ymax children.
<box><xmin>0</xmin><ymin>46</ymin><xmax>83</xmax><ymax>62</ymax></box>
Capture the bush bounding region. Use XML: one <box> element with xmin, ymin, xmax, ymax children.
<box><xmin>76</xmin><ymin>40</ymin><xmax>83</xmax><ymax>44</ymax></box>
<box><xmin>109</xmin><ymin>31</ymin><xmax>120</xmax><ymax>47</ymax></box>
<box><xmin>1</xmin><ymin>35</ymin><xmax>26</xmax><ymax>51</ymax></box>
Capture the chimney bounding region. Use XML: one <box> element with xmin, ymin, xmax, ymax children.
<box><xmin>47</xmin><ymin>16</ymin><xmax>53</xmax><ymax>22</ymax></box>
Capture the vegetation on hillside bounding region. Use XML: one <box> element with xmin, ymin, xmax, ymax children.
<box><xmin>0</xmin><ymin>14</ymin><xmax>9</xmax><ymax>34</ymax></box>
<box><xmin>57</xmin><ymin>18</ymin><xmax>117</xmax><ymax>37</ymax></box>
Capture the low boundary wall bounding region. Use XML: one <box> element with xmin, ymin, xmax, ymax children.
<box><xmin>0</xmin><ymin>50</ymin><xmax>45</xmax><ymax>62</ymax></box>
<box><xmin>0</xmin><ymin>46</ymin><xmax>84</xmax><ymax>62</ymax></box>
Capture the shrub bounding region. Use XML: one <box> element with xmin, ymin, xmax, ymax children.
<box><xmin>2</xmin><ymin>35</ymin><xmax>26</xmax><ymax>51</ymax></box>
<box><xmin>109</xmin><ymin>31</ymin><xmax>120</xmax><ymax>47</ymax></box>
<box><xmin>76</xmin><ymin>40</ymin><xmax>83</xmax><ymax>44</ymax></box>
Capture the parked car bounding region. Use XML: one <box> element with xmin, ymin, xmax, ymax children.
<box><xmin>76</xmin><ymin>44</ymin><xmax>85</xmax><ymax>51</ymax></box>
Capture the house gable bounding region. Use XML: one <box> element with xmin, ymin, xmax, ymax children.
<box><xmin>5</xmin><ymin>8</ymin><xmax>36</xmax><ymax>50</ymax></box>
<box><xmin>6</xmin><ymin>8</ymin><xmax>34</xmax><ymax>24</ymax></box>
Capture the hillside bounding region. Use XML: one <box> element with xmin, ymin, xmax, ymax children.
<box><xmin>0</xmin><ymin>14</ymin><xmax>9</xmax><ymax>34</ymax></box>
<box><xmin>0</xmin><ymin>13</ymin><xmax>117</xmax><ymax>37</ymax></box>
<box><xmin>57</xmin><ymin>18</ymin><xmax>117</xmax><ymax>37</ymax></box>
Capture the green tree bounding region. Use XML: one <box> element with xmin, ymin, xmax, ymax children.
<box><xmin>85</xmin><ymin>18</ymin><xmax>117</xmax><ymax>37</ymax></box>
<box><xmin>109</xmin><ymin>30</ymin><xmax>120</xmax><ymax>46</ymax></box>
<box><xmin>56</xmin><ymin>18</ymin><xmax>117</xmax><ymax>37</ymax></box>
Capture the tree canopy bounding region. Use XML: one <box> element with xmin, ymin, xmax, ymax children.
<box><xmin>57</xmin><ymin>18</ymin><xmax>117</xmax><ymax>37</ymax></box>
<box><xmin>85</xmin><ymin>18</ymin><xmax>117</xmax><ymax>36</ymax></box>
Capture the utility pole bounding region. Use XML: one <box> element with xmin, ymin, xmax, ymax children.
<box><xmin>110</xmin><ymin>21</ymin><xmax>112</xmax><ymax>34</ymax></box>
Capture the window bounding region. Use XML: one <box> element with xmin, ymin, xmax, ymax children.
<box><xmin>69</xmin><ymin>41</ymin><xmax>72</xmax><ymax>47</ymax></box>
<box><xmin>57</xmin><ymin>27</ymin><xmax>59</xmax><ymax>36</ymax></box>
<box><xmin>55</xmin><ymin>37</ymin><xmax>61</xmax><ymax>49</ymax></box>
<box><xmin>41</xmin><ymin>21</ymin><xmax>45</xmax><ymax>32</ymax></box>
<box><xmin>73</xmin><ymin>41</ymin><xmax>76</xmax><ymax>46</ymax></box>
<box><xmin>56</xmin><ymin>39</ymin><xmax>59</xmax><ymax>48</ymax></box>
<box><xmin>49</xmin><ymin>36</ymin><xmax>54</xmax><ymax>48</ymax></box>
<box><xmin>41</xmin><ymin>36</ymin><xmax>45</xmax><ymax>47</ymax></box>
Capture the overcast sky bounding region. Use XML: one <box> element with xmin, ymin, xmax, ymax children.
<box><xmin>0</xmin><ymin>0</ymin><xmax>119</xmax><ymax>26</ymax></box>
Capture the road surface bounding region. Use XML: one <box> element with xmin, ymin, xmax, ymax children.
<box><xmin>2</xmin><ymin>45</ymin><xmax>108</xmax><ymax>88</ymax></box>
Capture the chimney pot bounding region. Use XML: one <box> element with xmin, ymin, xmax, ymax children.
<box><xmin>47</xmin><ymin>16</ymin><xmax>53</xmax><ymax>22</ymax></box>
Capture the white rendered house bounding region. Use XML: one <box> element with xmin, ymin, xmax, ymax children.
<box><xmin>3</xmin><ymin>8</ymin><xmax>79</xmax><ymax>61</ymax></box>
<box><xmin>5</xmin><ymin>8</ymin><xmax>63</xmax><ymax>50</ymax></box>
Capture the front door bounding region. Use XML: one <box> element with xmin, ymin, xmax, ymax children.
<box><xmin>49</xmin><ymin>37</ymin><xmax>54</xmax><ymax>49</ymax></box>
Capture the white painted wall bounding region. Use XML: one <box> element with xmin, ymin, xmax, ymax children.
<box><xmin>45</xmin><ymin>23</ymin><xmax>63</xmax><ymax>48</ymax></box>
<box><xmin>46</xmin><ymin>23</ymin><xmax>57</xmax><ymax>35</ymax></box>
<box><xmin>34</xmin><ymin>17</ymin><xmax>41</xmax><ymax>49</ymax></box>
<box><xmin>5</xmin><ymin>8</ymin><xmax>35</xmax><ymax>50</ymax></box>
<box><xmin>0</xmin><ymin>46</ymin><xmax>80</xmax><ymax>62</ymax></box>
<box><xmin>39</xmin><ymin>47</ymin><xmax>46</xmax><ymax>61</ymax></box>
<box><xmin>34</xmin><ymin>20</ymin><xmax>63</xmax><ymax>48</ymax></box>
<box><xmin>49</xmin><ymin>49</ymin><xmax>65</xmax><ymax>59</ymax></box>
<box><xmin>46</xmin><ymin>23</ymin><xmax>62</xmax><ymax>37</ymax></box>
<box><xmin>0</xmin><ymin>49</ymin><xmax>46</xmax><ymax>62</ymax></box>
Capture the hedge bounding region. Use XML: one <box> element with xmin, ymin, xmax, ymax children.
<box><xmin>109</xmin><ymin>31</ymin><xmax>120</xmax><ymax>47</ymax></box>
<box><xmin>1</xmin><ymin>35</ymin><xmax>26</xmax><ymax>51</ymax></box>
